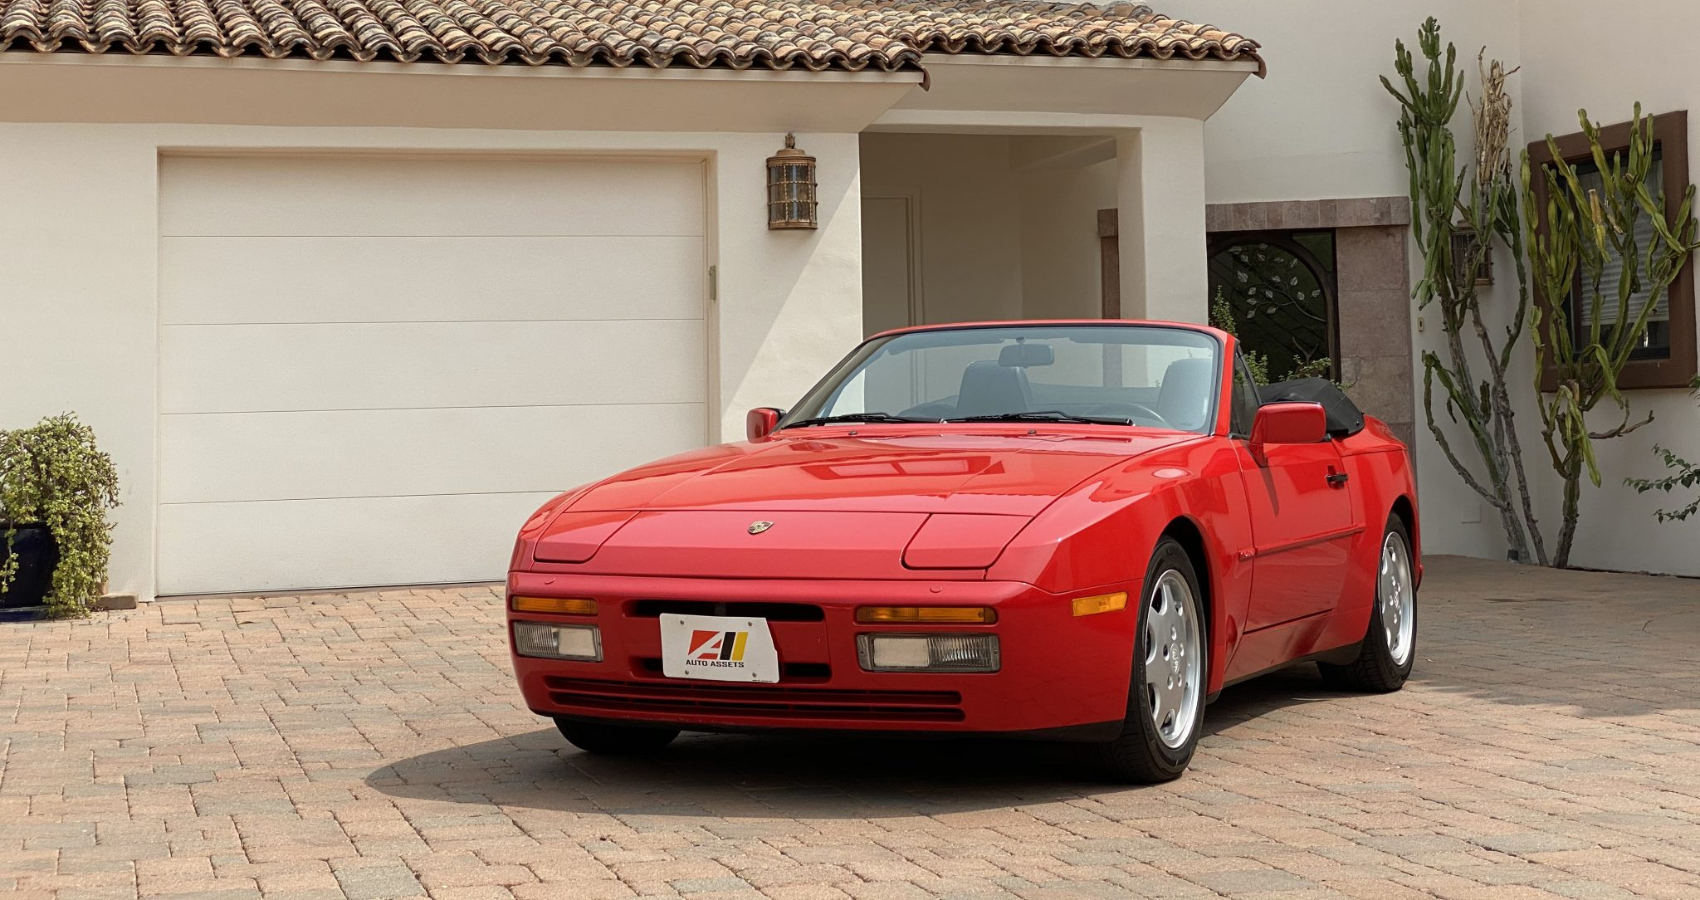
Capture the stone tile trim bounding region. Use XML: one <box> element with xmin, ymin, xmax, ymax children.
<box><xmin>1334</xmin><ymin>225</ymin><xmax>1414</xmax><ymax>438</ymax></box>
<box><xmin>1098</xmin><ymin>196</ymin><xmax>1411</xmax><ymax>239</ymax></box>
<box><xmin>1205</xmin><ymin>196</ymin><xmax>1412</xmax><ymax>233</ymax></box>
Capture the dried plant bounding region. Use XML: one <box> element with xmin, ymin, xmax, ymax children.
<box><xmin>1471</xmin><ymin>52</ymin><xmax>1517</xmax><ymax>189</ymax></box>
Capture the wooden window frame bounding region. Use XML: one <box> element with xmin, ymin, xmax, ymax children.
<box><xmin>1527</xmin><ymin>110</ymin><xmax>1696</xmax><ymax>391</ymax></box>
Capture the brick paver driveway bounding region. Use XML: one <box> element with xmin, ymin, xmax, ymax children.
<box><xmin>3</xmin><ymin>557</ymin><xmax>1699</xmax><ymax>900</ymax></box>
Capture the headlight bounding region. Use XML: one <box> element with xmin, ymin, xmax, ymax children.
<box><xmin>856</xmin><ymin>634</ymin><xmax>1000</xmax><ymax>673</ymax></box>
<box><xmin>513</xmin><ymin>622</ymin><xmax>602</xmax><ymax>661</ymax></box>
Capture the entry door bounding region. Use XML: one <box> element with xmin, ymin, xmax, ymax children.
<box><xmin>862</xmin><ymin>191</ymin><xmax>929</xmax><ymax>409</ymax></box>
<box><xmin>156</xmin><ymin>154</ymin><xmax>709</xmax><ymax>595</ymax></box>
<box><xmin>862</xmin><ymin>191</ymin><xmax>922</xmax><ymax>336</ymax></box>
<box><xmin>1237</xmin><ymin>441</ymin><xmax>1358</xmax><ymax>631</ymax></box>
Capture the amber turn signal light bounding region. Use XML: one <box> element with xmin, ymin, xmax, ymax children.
<box><xmin>1071</xmin><ymin>592</ymin><xmax>1128</xmax><ymax>617</ymax></box>
<box><xmin>855</xmin><ymin>606</ymin><xmax>997</xmax><ymax>625</ymax></box>
<box><xmin>510</xmin><ymin>596</ymin><xmax>598</xmax><ymax>615</ymax></box>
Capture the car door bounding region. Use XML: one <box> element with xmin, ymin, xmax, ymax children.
<box><xmin>1228</xmin><ymin>352</ymin><xmax>1361</xmax><ymax>631</ymax></box>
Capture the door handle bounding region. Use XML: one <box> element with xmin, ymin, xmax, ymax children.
<box><xmin>1326</xmin><ymin>472</ymin><xmax>1349</xmax><ymax>488</ymax></box>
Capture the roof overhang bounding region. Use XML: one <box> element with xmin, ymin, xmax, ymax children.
<box><xmin>0</xmin><ymin>54</ymin><xmax>921</xmax><ymax>131</ymax></box>
<box><xmin>875</xmin><ymin>54</ymin><xmax>1259</xmax><ymax>129</ymax></box>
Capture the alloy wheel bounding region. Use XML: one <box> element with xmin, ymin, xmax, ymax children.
<box><xmin>1145</xmin><ymin>569</ymin><xmax>1203</xmax><ymax>750</ymax></box>
<box><xmin>1380</xmin><ymin>532</ymin><xmax>1416</xmax><ymax>667</ymax></box>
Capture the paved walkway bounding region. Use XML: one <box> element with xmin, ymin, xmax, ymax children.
<box><xmin>2</xmin><ymin>557</ymin><xmax>1699</xmax><ymax>900</ymax></box>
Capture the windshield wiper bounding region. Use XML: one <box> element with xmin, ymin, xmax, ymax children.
<box><xmin>946</xmin><ymin>411</ymin><xmax>1133</xmax><ymax>426</ymax></box>
<box><xmin>782</xmin><ymin>412</ymin><xmax>940</xmax><ymax>429</ymax></box>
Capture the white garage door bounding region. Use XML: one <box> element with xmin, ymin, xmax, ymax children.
<box><xmin>157</xmin><ymin>155</ymin><xmax>708</xmax><ymax>595</ymax></box>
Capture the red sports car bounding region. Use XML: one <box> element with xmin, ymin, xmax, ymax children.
<box><xmin>506</xmin><ymin>321</ymin><xmax>1419</xmax><ymax>782</ymax></box>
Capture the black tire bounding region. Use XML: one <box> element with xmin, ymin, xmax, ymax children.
<box><xmin>554</xmin><ymin>718</ymin><xmax>679</xmax><ymax>755</ymax></box>
<box><xmin>1318</xmin><ymin>515</ymin><xmax>1417</xmax><ymax>693</ymax></box>
<box><xmin>1094</xmin><ymin>536</ymin><xmax>1208</xmax><ymax>784</ymax></box>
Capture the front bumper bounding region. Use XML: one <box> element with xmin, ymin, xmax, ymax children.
<box><xmin>507</xmin><ymin>571</ymin><xmax>1139</xmax><ymax>738</ymax></box>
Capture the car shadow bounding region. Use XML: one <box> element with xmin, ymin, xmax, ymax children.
<box><xmin>1202</xmin><ymin>664</ymin><xmax>1340</xmax><ymax>737</ymax></box>
<box><xmin>366</xmin><ymin>728</ymin><xmax>1112</xmax><ymax>819</ymax></box>
<box><xmin>365</xmin><ymin>668</ymin><xmax>1338</xmax><ymax>819</ymax></box>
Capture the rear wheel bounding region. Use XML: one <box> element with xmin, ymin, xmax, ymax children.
<box><xmin>1095</xmin><ymin>537</ymin><xmax>1207</xmax><ymax>783</ymax></box>
<box><xmin>554</xmin><ymin>718</ymin><xmax>679</xmax><ymax>755</ymax></box>
<box><xmin>1318</xmin><ymin>515</ymin><xmax>1416</xmax><ymax>692</ymax></box>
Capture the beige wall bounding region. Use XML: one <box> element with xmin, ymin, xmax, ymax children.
<box><xmin>1175</xmin><ymin>0</ymin><xmax>1700</xmax><ymax>575</ymax></box>
<box><xmin>922</xmin><ymin>0</ymin><xmax>1528</xmax><ymax>559</ymax></box>
<box><xmin>2</xmin><ymin>53</ymin><xmax>1248</xmax><ymax>598</ymax></box>
<box><xmin>1018</xmin><ymin>158</ymin><xmax>1117</xmax><ymax>320</ymax></box>
<box><xmin>0</xmin><ymin>87</ymin><xmax>877</xmax><ymax>598</ymax></box>
<box><xmin>1518</xmin><ymin>0</ymin><xmax>1700</xmax><ymax>574</ymax></box>
<box><xmin>1175</xmin><ymin>0</ymin><xmax>1533</xmax><ymax>563</ymax></box>
<box><xmin>1179</xmin><ymin>0</ymin><xmax>1526</xmax><ymax>205</ymax></box>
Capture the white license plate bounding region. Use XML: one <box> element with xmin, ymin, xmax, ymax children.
<box><xmin>659</xmin><ymin>614</ymin><xmax>781</xmax><ymax>683</ymax></box>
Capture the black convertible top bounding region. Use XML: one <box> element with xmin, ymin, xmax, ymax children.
<box><xmin>1258</xmin><ymin>378</ymin><xmax>1365</xmax><ymax>438</ymax></box>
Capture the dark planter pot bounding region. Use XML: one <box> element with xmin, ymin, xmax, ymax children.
<box><xmin>0</xmin><ymin>523</ymin><xmax>58</xmax><ymax>609</ymax></box>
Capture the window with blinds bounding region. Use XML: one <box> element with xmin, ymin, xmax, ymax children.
<box><xmin>1528</xmin><ymin>109</ymin><xmax>1695</xmax><ymax>390</ymax></box>
<box><xmin>1571</xmin><ymin>148</ymin><xmax>1671</xmax><ymax>359</ymax></box>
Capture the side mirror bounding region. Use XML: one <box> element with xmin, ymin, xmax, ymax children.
<box><xmin>1249</xmin><ymin>402</ymin><xmax>1327</xmax><ymax>462</ymax></box>
<box><xmin>746</xmin><ymin>408</ymin><xmax>784</xmax><ymax>441</ymax></box>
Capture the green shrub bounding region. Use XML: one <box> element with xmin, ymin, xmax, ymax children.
<box><xmin>0</xmin><ymin>414</ymin><xmax>122</xmax><ymax>618</ymax></box>
<box><xmin>1625</xmin><ymin>377</ymin><xmax>1700</xmax><ymax>524</ymax></box>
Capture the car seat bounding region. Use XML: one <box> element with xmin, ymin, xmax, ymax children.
<box><xmin>1156</xmin><ymin>357</ymin><xmax>1215</xmax><ymax>431</ymax></box>
<box><xmin>955</xmin><ymin>360</ymin><xmax>1034</xmax><ymax>418</ymax></box>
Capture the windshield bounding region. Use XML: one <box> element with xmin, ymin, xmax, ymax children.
<box><xmin>781</xmin><ymin>325</ymin><xmax>1222</xmax><ymax>433</ymax></box>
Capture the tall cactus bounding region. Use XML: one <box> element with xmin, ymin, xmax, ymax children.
<box><xmin>1384</xmin><ymin>19</ymin><xmax>1545</xmax><ymax>564</ymax></box>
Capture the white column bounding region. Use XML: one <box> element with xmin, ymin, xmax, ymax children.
<box><xmin>1116</xmin><ymin>119</ymin><xmax>1210</xmax><ymax>323</ymax></box>
<box><xmin>715</xmin><ymin>133</ymin><xmax>866</xmax><ymax>442</ymax></box>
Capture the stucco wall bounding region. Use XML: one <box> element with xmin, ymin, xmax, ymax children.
<box><xmin>1174</xmin><ymin>0</ymin><xmax>1534</xmax><ymax>563</ymax></box>
<box><xmin>1017</xmin><ymin>158</ymin><xmax>1117</xmax><ymax>321</ymax></box>
<box><xmin>936</xmin><ymin>1</ymin><xmax>1545</xmax><ymax>561</ymax></box>
<box><xmin>1179</xmin><ymin>1</ymin><xmax>1525</xmax><ymax>206</ymax></box>
<box><xmin>0</xmin><ymin>121</ymin><xmax>867</xmax><ymax>599</ymax></box>
<box><xmin>1518</xmin><ymin>0</ymin><xmax>1700</xmax><ymax>574</ymax></box>
<box><xmin>1179</xmin><ymin>0</ymin><xmax>1700</xmax><ymax>574</ymax></box>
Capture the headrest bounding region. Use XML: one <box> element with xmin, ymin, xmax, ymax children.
<box><xmin>1157</xmin><ymin>357</ymin><xmax>1216</xmax><ymax>431</ymax></box>
<box><xmin>956</xmin><ymin>360</ymin><xmax>1033</xmax><ymax>418</ymax></box>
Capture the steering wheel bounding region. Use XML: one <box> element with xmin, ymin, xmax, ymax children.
<box><xmin>1083</xmin><ymin>402</ymin><xmax>1168</xmax><ymax>426</ymax></box>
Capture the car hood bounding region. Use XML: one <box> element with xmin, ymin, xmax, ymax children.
<box><xmin>570</xmin><ymin>430</ymin><xmax>1197</xmax><ymax>516</ymax></box>
<box><xmin>526</xmin><ymin>429</ymin><xmax>1199</xmax><ymax>577</ymax></box>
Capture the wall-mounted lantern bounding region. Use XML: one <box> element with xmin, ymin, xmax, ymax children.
<box><xmin>766</xmin><ymin>133</ymin><xmax>817</xmax><ymax>230</ymax></box>
<box><xmin>1451</xmin><ymin>222</ymin><xmax>1494</xmax><ymax>287</ymax></box>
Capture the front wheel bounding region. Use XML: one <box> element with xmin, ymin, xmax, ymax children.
<box><xmin>554</xmin><ymin>718</ymin><xmax>679</xmax><ymax>756</ymax></box>
<box><xmin>1318</xmin><ymin>515</ymin><xmax>1417</xmax><ymax>692</ymax></box>
<box><xmin>1095</xmin><ymin>536</ymin><xmax>1208</xmax><ymax>783</ymax></box>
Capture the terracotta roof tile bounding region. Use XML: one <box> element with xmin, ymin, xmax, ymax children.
<box><xmin>0</xmin><ymin>0</ymin><xmax>1262</xmax><ymax>76</ymax></box>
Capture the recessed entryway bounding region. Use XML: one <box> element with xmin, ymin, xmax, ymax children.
<box><xmin>860</xmin><ymin>132</ymin><xmax>1116</xmax><ymax>335</ymax></box>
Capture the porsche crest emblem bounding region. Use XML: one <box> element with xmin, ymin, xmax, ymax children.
<box><xmin>748</xmin><ymin>521</ymin><xmax>775</xmax><ymax>535</ymax></box>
